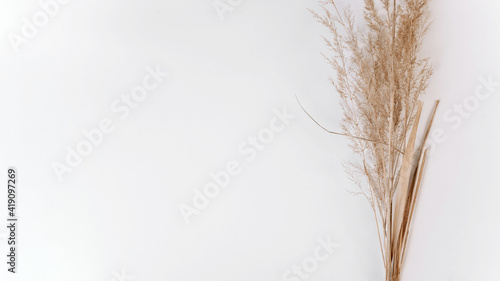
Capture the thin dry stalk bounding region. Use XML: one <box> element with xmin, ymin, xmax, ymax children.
<box><xmin>308</xmin><ymin>1</ymin><xmax>437</xmax><ymax>280</ymax></box>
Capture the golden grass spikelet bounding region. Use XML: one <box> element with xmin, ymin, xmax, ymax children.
<box><xmin>307</xmin><ymin>1</ymin><xmax>437</xmax><ymax>280</ymax></box>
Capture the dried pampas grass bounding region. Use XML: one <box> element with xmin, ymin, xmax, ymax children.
<box><xmin>305</xmin><ymin>0</ymin><xmax>438</xmax><ymax>280</ymax></box>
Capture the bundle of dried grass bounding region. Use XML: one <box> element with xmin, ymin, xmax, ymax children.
<box><xmin>305</xmin><ymin>0</ymin><xmax>438</xmax><ymax>280</ymax></box>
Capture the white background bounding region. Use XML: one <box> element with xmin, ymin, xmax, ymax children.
<box><xmin>0</xmin><ymin>0</ymin><xmax>499</xmax><ymax>281</ymax></box>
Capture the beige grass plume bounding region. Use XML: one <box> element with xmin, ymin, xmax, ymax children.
<box><xmin>305</xmin><ymin>0</ymin><xmax>438</xmax><ymax>280</ymax></box>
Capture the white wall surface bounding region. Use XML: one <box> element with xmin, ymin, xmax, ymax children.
<box><xmin>0</xmin><ymin>0</ymin><xmax>499</xmax><ymax>281</ymax></box>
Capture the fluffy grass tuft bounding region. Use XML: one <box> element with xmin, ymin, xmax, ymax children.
<box><xmin>307</xmin><ymin>0</ymin><xmax>438</xmax><ymax>280</ymax></box>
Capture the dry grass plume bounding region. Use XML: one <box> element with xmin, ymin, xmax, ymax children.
<box><xmin>305</xmin><ymin>0</ymin><xmax>438</xmax><ymax>280</ymax></box>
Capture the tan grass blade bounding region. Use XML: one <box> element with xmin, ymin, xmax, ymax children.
<box><xmin>396</xmin><ymin>100</ymin><xmax>440</xmax><ymax>254</ymax></box>
<box><xmin>392</xmin><ymin>101</ymin><xmax>423</xmax><ymax>248</ymax></box>
<box><xmin>397</xmin><ymin>100</ymin><xmax>440</xmax><ymax>268</ymax></box>
<box><xmin>411</xmin><ymin>100</ymin><xmax>440</xmax><ymax>172</ymax></box>
<box><xmin>398</xmin><ymin>147</ymin><xmax>430</xmax><ymax>269</ymax></box>
<box><xmin>394</xmin><ymin>100</ymin><xmax>439</xmax><ymax>241</ymax></box>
